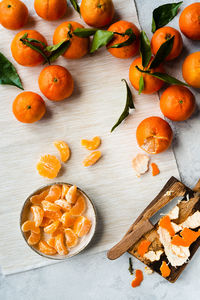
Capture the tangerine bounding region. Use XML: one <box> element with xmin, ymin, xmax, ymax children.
<box><xmin>179</xmin><ymin>3</ymin><xmax>200</xmax><ymax>40</ymax></box>
<box><xmin>39</xmin><ymin>240</ymin><xmax>57</xmax><ymax>255</ymax></box>
<box><xmin>70</xmin><ymin>195</ymin><xmax>86</xmax><ymax>216</ymax></box>
<box><xmin>182</xmin><ymin>52</ymin><xmax>200</xmax><ymax>88</ymax></box>
<box><xmin>34</xmin><ymin>0</ymin><xmax>67</xmax><ymax>21</ymax></box>
<box><xmin>73</xmin><ymin>216</ymin><xmax>91</xmax><ymax>237</ymax></box>
<box><xmin>81</xmin><ymin>136</ymin><xmax>101</xmax><ymax>150</ymax></box>
<box><xmin>54</xmin><ymin>233</ymin><xmax>68</xmax><ymax>255</ymax></box>
<box><xmin>64</xmin><ymin>228</ymin><xmax>78</xmax><ymax>248</ymax></box>
<box><xmin>54</xmin><ymin>141</ymin><xmax>71</xmax><ymax>162</ymax></box>
<box><xmin>45</xmin><ymin>185</ymin><xmax>62</xmax><ymax>202</ymax></box>
<box><xmin>27</xmin><ymin>232</ymin><xmax>41</xmax><ymax>245</ymax></box>
<box><xmin>31</xmin><ymin>205</ymin><xmax>44</xmax><ymax>227</ymax></box>
<box><xmin>83</xmin><ymin>151</ymin><xmax>102</xmax><ymax>167</ymax></box>
<box><xmin>36</xmin><ymin>155</ymin><xmax>61</xmax><ymax>179</ymax></box>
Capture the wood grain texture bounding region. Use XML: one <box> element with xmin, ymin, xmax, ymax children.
<box><xmin>0</xmin><ymin>0</ymin><xmax>179</xmax><ymax>275</ymax></box>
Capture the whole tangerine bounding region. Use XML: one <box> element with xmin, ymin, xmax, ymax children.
<box><xmin>160</xmin><ymin>85</ymin><xmax>195</xmax><ymax>121</ymax></box>
<box><xmin>34</xmin><ymin>0</ymin><xmax>67</xmax><ymax>21</ymax></box>
<box><xmin>80</xmin><ymin>0</ymin><xmax>114</xmax><ymax>28</ymax></box>
<box><xmin>11</xmin><ymin>30</ymin><xmax>47</xmax><ymax>67</ymax></box>
<box><xmin>38</xmin><ymin>65</ymin><xmax>74</xmax><ymax>101</ymax></box>
<box><xmin>53</xmin><ymin>21</ymin><xmax>89</xmax><ymax>59</ymax></box>
<box><xmin>129</xmin><ymin>57</ymin><xmax>164</xmax><ymax>94</ymax></box>
<box><xmin>107</xmin><ymin>20</ymin><xmax>140</xmax><ymax>59</ymax></box>
<box><xmin>179</xmin><ymin>2</ymin><xmax>200</xmax><ymax>40</ymax></box>
<box><xmin>136</xmin><ymin>116</ymin><xmax>173</xmax><ymax>154</ymax></box>
<box><xmin>151</xmin><ymin>26</ymin><xmax>183</xmax><ymax>61</ymax></box>
<box><xmin>182</xmin><ymin>52</ymin><xmax>200</xmax><ymax>88</ymax></box>
<box><xmin>0</xmin><ymin>0</ymin><xmax>28</xmax><ymax>30</ymax></box>
<box><xmin>13</xmin><ymin>91</ymin><xmax>46</xmax><ymax>123</ymax></box>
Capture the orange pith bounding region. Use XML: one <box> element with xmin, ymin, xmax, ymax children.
<box><xmin>107</xmin><ymin>20</ymin><xmax>140</xmax><ymax>59</ymax></box>
<box><xmin>160</xmin><ymin>261</ymin><xmax>171</xmax><ymax>278</ymax></box>
<box><xmin>129</xmin><ymin>57</ymin><xmax>164</xmax><ymax>94</ymax></box>
<box><xmin>53</xmin><ymin>21</ymin><xmax>89</xmax><ymax>59</ymax></box>
<box><xmin>151</xmin><ymin>163</ymin><xmax>160</xmax><ymax>176</ymax></box>
<box><xmin>70</xmin><ymin>195</ymin><xmax>86</xmax><ymax>216</ymax></box>
<box><xmin>179</xmin><ymin>3</ymin><xmax>200</xmax><ymax>40</ymax></box>
<box><xmin>159</xmin><ymin>215</ymin><xmax>175</xmax><ymax>236</ymax></box>
<box><xmin>171</xmin><ymin>228</ymin><xmax>200</xmax><ymax>247</ymax></box>
<box><xmin>38</xmin><ymin>66</ymin><xmax>74</xmax><ymax>101</ymax></box>
<box><xmin>131</xmin><ymin>270</ymin><xmax>143</xmax><ymax>288</ymax></box>
<box><xmin>83</xmin><ymin>151</ymin><xmax>102</xmax><ymax>167</ymax></box>
<box><xmin>73</xmin><ymin>216</ymin><xmax>91</xmax><ymax>237</ymax></box>
<box><xmin>36</xmin><ymin>155</ymin><xmax>61</xmax><ymax>179</ymax></box>
<box><xmin>54</xmin><ymin>141</ymin><xmax>71</xmax><ymax>162</ymax></box>
<box><xmin>80</xmin><ymin>0</ymin><xmax>114</xmax><ymax>28</ymax></box>
<box><xmin>137</xmin><ymin>240</ymin><xmax>151</xmax><ymax>257</ymax></box>
<box><xmin>81</xmin><ymin>136</ymin><xmax>101</xmax><ymax>150</ymax></box>
<box><xmin>64</xmin><ymin>228</ymin><xmax>78</xmax><ymax>248</ymax></box>
<box><xmin>136</xmin><ymin>117</ymin><xmax>173</xmax><ymax>154</ymax></box>
<box><xmin>34</xmin><ymin>0</ymin><xmax>67</xmax><ymax>21</ymax></box>
<box><xmin>0</xmin><ymin>0</ymin><xmax>29</xmax><ymax>30</ymax></box>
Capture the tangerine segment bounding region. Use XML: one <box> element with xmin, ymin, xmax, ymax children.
<box><xmin>28</xmin><ymin>232</ymin><xmax>41</xmax><ymax>245</ymax></box>
<box><xmin>21</xmin><ymin>220</ymin><xmax>40</xmax><ymax>234</ymax></box>
<box><xmin>73</xmin><ymin>216</ymin><xmax>91</xmax><ymax>237</ymax></box>
<box><xmin>171</xmin><ymin>228</ymin><xmax>200</xmax><ymax>247</ymax></box>
<box><xmin>47</xmin><ymin>237</ymin><xmax>55</xmax><ymax>248</ymax></box>
<box><xmin>31</xmin><ymin>205</ymin><xmax>44</xmax><ymax>227</ymax></box>
<box><xmin>55</xmin><ymin>199</ymin><xmax>72</xmax><ymax>211</ymax></box>
<box><xmin>137</xmin><ymin>240</ymin><xmax>151</xmax><ymax>257</ymax></box>
<box><xmin>160</xmin><ymin>261</ymin><xmax>171</xmax><ymax>278</ymax></box>
<box><xmin>131</xmin><ymin>270</ymin><xmax>143</xmax><ymax>288</ymax></box>
<box><xmin>42</xmin><ymin>200</ymin><xmax>61</xmax><ymax>212</ymax></box>
<box><xmin>64</xmin><ymin>228</ymin><xmax>78</xmax><ymax>248</ymax></box>
<box><xmin>61</xmin><ymin>184</ymin><xmax>70</xmax><ymax>199</ymax></box>
<box><xmin>70</xmin><ymin>195</ymin><xmax>86</xmax><ymax>216</ymax></box>
<box><xmin>81</xmin><ymin>136</ymin><xmax>101</xmax><ymax>150</ymax></box>
<box><xmin>83</xmin><ymin>151</ymin><xmax>102</xmax><ymax>167</ymax></box>
<box><xmin>30</xmin><ymin>188</ymin><xmax>49</xmax><ymax>205</ymax></box>
<box><xmin>45</xmin><ymin>185</ymin><xmax>62</xmax><ymax>202</ymax></box>
<box><xmin>44</xmin><ymin>210</ymin><xmax>62</xmax><ymax>221</ymax></box>
<box><xmin>159</xmin><ymin>216</ymin><xmax>175</xmax><ymax>236</ymax></box>
<box><xmin>38</xmin><ymin>240</ymin><xmax>57</xmax><ymax>255</ymax></box>
<box><xmin>36</xmin><ymin>155</ymin><xmax>61</xmax><ymax>179</ymax></box>
<box><xmin>66</xmin><ymin>185</ymin><xmax>77</xmax><ymax>204</ymax></box>
<box><xmin>54</xmin><ymin>141</ymin><xmax>71</xmax><ymax>162</ymax></box>
<box><xmin>54</xmin><ymin>233</ymin><xmax>68</xmax><ymax>255</ymax></box>
<box><xmin>44</xmin><ymin>220</ymin><xmax>60</xmax><ymax>234</ymax></box>
<box><xmin>61</xmin><ymin>212</ymin><xmax>77</xmax><ymax>228</ymax></box>
<box><xmin>151</xmin><ymin>163</ymin><xmax>160</xmax><ymax>176</ymax></box>
<box><xmin>40</xmin><ymin>217</ymin><xmax>52</xmax><ymax>227</ymax></box>
<box><xmin>51</xmin><ymin>224</ymin><xmax>65</xmax><ymax>237</ymax></box>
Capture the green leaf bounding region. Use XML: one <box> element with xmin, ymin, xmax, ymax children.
<box><xmin>108</xmin><ymin>28</ymin><xmax>136</xmax><ymax>48</ymax></box>
<box><xmin>140</xmin><ymin>31</ymin><xmax>151</xmax><ymax>68</ymax></box>
<box><xmin>73</xmin><ymin>28</ymin><xmax>97</xmax><ymax>38</ymax></box>
<box><xmin>46</xmin><ymin>40</ymin><xmax>71</xmax><ymax>63</ymax></box>
<box><xmin>90</xmin><ymin>30</ymin><xmax>114</xmax><ymax>53</ymax></box>
<box><xmin>135</xmin><ymin>66</ymin><xmax>188</xmax><ymax>86</ymax></box>
<box><xmin>138</xmin><ymin>75</ymin><xmax>144</xmax><ymax>94</ymax></box>
<box><xmin>149</xmin><ymin>36</ymin><xmax>174</xmax><ymax>69</ymax></box>
<box><xmin>20</xmin><ymin>33</ymin><xmax>46</xmax><ymax>48</ymax></box>
<box><xmin>152</xmin><ymin>2</ymin><xmax>183</xmax><ymax>33</ymax></box>
<box><xmin>111</xmin><ymin>79</ymin><xmax>135</xmax><ymax>132</ymax></box>
<box><xmin>69</xmin><ymin>0</ymin><xmax>80</xmax><ymax>15</ymax></box>
<box><xmin>128</xmin><ymin>257</ymin><xmax>134</xmax><ymax>275</ymax></box>
<box><xmin>0</xmin><ymin>52</ymin><xmax>23</xmax><ymax>89</ymax></box>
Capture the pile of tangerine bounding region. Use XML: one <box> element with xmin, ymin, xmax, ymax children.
<box><xmin>21</xmin><ymin>184</ymin><xmax>92</xmax><ymax>256</ymax></box>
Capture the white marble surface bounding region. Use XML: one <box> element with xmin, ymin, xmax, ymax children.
<box><xmin>1</xmin><ymin>0</ymin><xmax>200</xmax><ymax>299</ymax></box>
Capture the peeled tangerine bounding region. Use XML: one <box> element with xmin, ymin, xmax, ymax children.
<box><xmin>61</xmin><ymin>212</ymin><xmax>77</xmax><ymax>228</ymax></box>
<box><xmin>45</xmin><ymin>184</ymin><xmax>62</xmax><ymax>202</ymax></box>
<box><xmin>30</xmin><ymin>189</ymin><xmax>49</xmax><ymax>205</ymax></box>
<box><xmin>55</xmin><ymin>199</ymin><xmax>71</xmax><ymax>211</ymax></box>
<box><xmin>64</xmin><ymin>228</ymin><xmax>78</xmax><ymax>248</ymax></box>
<box><xmin>81</xmin><ymin>136</ymin><xmax>101</xmax><ymax>150</ymax></box>
<box><xmin>54</xmin><ymin>233</ymin><xmax>68</xmax><ymax>255</ymax></box>
<box><xmin>42</xmin><ymin>200</ymin><xmax>61</xmax><ymax>212</ymax></box>
<box><xmin>61</xmin><ymin>184</ymin><xmax>70</xmax><ymax>199</ymax></box>
<box><xmin>22</xmin><ymin>220</ymin><xmax>40</xmax><ymax>234</ymax></box>
<box><xmin>31</xmin><ymin>205</ymin><xmax>44</xmax><ymax>227</ymax></box>
<box><xmin>66</xmin><ymin>185</ymin><xmax>77</xmax><ymax>204</ymax></box>
<box><xmin>36</xmin><ymin>154</ymin><xmax>61</xmax><ymax>179</ymax></box>
<box><xmin>54</xmin><ymin>141</ymin><xmax>71</xmax><ymax>162</ymax></box>
<box><xmin>73</xmin><ymin>216</ymin><xmax>91</xmax><ymax>237</ymax></box>
<box><xmin>44</xmin><ymin>220</ymin><xmax>60</xmax><ymax>234</ymax></box>
<box><xmin>83</xmin><ymin>151</ymin><xmax>101</xmax><ymax>167</ymax></box>
<box><xmin>28</xmin><ymin>232</ymin><xmax>41</xmax><ymax>245</ymax></box>
<box><xmin>39</xmin><ymin>240</ymin><xmax>57</xmax><ymax>255</ymax></box>
<box><xmin>70</xmin><ymin>195</ymin><xmax>86</xmax><ymax>216</ymax></box>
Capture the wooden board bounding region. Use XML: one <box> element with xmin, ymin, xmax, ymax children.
<box><xmin>129</xmin><ymin>177</ymin><xmax>200</xmax><ymax>282</ymax></box>
<box><xmin>0</xmin><ymin>0</ymin><xmax>179</xmax><ymax>275</ymax></box>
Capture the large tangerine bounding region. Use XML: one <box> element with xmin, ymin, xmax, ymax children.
<box><xmin>34</xmin><ymin>0</ymin><xmax>67</xmax><ymax>21</ymax></box>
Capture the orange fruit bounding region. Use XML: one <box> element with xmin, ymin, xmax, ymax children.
<box><xmin>38</xmin><ymin>65</ymin><xmax>74</xmax><ymax>102</ymax></box>
<box><xmin>34</xmin><ymin>0</ymin><xmax>67</xmax><ymax>21</ymax></box>
<box><xmin>64</xmin><ymin>228</ymin><xmax>78</xmax><ymax>248</ymax></box>
<box><xmin>83</xmin><ymin>151</ymin><xmax>102</xmax><ymax>167</ymax></box>
<box><xmin>39</xmin><ymin>240</ymin><xmax>57</xmax><ymax>255</ymax></box>
<box><xmin>30</xmin><ymin>188</ymin><xmax>49</xmax><ymax>205</ymax></box>
<box><xmin>44</xmin><ymin>220</ymin><xmax>60</xmax><ymax>234</ymax></box>
<box><xmin>70</xmin><ymin>195</ymin><xmax>86</xmax><ymax>216</ymax></box>
<box><xmin>54</xmin><ymin>233</ymin><xmax>68</xmax><ymax>255</ymax></box>
<box><xmin>12</xmin><ymin>91</ymin><xmax>46</xmax><ymax>124</ymax></box>
<box><xmin>47</xmin><ymin>237</ymin><xmax>55</xmax><ymax>248</ymax></box>
<box><xmin>61</xmin><ymin>184</ymin><xmax>70</xmax><ymax>199</ymax></box>
<box><xmin>136</xmin><ymin>117</ymin><xmax>173</xmax><ymax>154</ymax></box>
<box><xmin>42</xmin><ymin>200</ymin><xmax>61</xmax><ymax>212</ymax></box>
<box><xmin>160</xmin><ymin>85</ymin><xmax>195</xmax><ymax>121</ymax></box>
<box><xmin>31</xmin><ymin>205</ymin><xmax>44</xmax><ymax>227</ymax></box>
<box><xmin>61</xmin><ymin>212</ymin><xmax>77</xmax><ymax>228</ymax></box>
<box><xmin>129</xmin><ymin>57</ymin><xmax>164</xmax><ymax>94</ymax></box>
<box><xmin>107</xmin><ymin>20</ymin><xmax>140</xmax><ymax>59</ymax></box>
<box><xmin>65</xmin><ymin>185</ymin><xmax>77</xmax><ymax>205</ymax></box>
<box><xmin>55</xmin><ymin>199</ymin><xmax>71</xmax><ymax>211</ymax></box>
<box><xmin>179</xmin><ymin>3</ymin><xmax>200</xmax><ymax>40</ymax></box>
<box><xmin>80</xmin><ymin>0</ymin><xmax>114</xmax><ymax>28</ymax></box>
<box><xmin>0</xmin><ymin>0</ymin><xmax>28</xmax><ymax>30</ymax></box>
<box><xmin>27</xmin><ymin>232</ymin><xmax>41</xmax><ymax>245</ymax></box>
<box><xmin>81</xmin><ymin>136</ymin><xmax>101</xmax><ymax>150</ymax></box>
<box><xmin>45</xmin><ymin>185</ymin><xmax>62</xmax><ymax>202</ymax></box>
<box><xmin>73</xmin><ymin>216</ymin><xmax>91</xmax><ymax>237</ymax></box>
<box><xmin>151</xmin><ymin>26</ymin><xmax>183</xmax><ymax>61</ymax></box>
<box><xmin>36</xmin><ymin>155</ymin><xmax>61</xmax><ymax>179</ymax></box>
<box><xmin>53</xmin><ymin>21</ymin><xmax>89</xmax><ymax>59</ymax></box>
<box><xmin>44</xmin><ymin>210</ymin><xmax>62</xmax><ymax>221</ymax></box>
<box><xmin>182</xmin><ymin>52</ymin><xmax>200</xmax><ymax>88</ymax></box>
<box><xmin>21</xmin><ymin>220</ymin><xmax>40</xmax><ymax>234</ymax></box>
<box><xmin>11</xmin><ymin>30</ymin><xmax>47</xmax><ymax>67</ymax></box>
<box><xmin>54</xmin><ymin>141</ymin><xmax>71</xmax><ymax>162</ymax></box>
<box><xmin>40</xmin><ymin>217</ymin><xmax>52</xmax><ymax>227</ymax></box>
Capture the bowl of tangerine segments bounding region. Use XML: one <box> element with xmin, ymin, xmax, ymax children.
<box><xmin>20</xmin><ymin>183</ymin><xmax>97</xmax><ymax>259</ymax></box>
